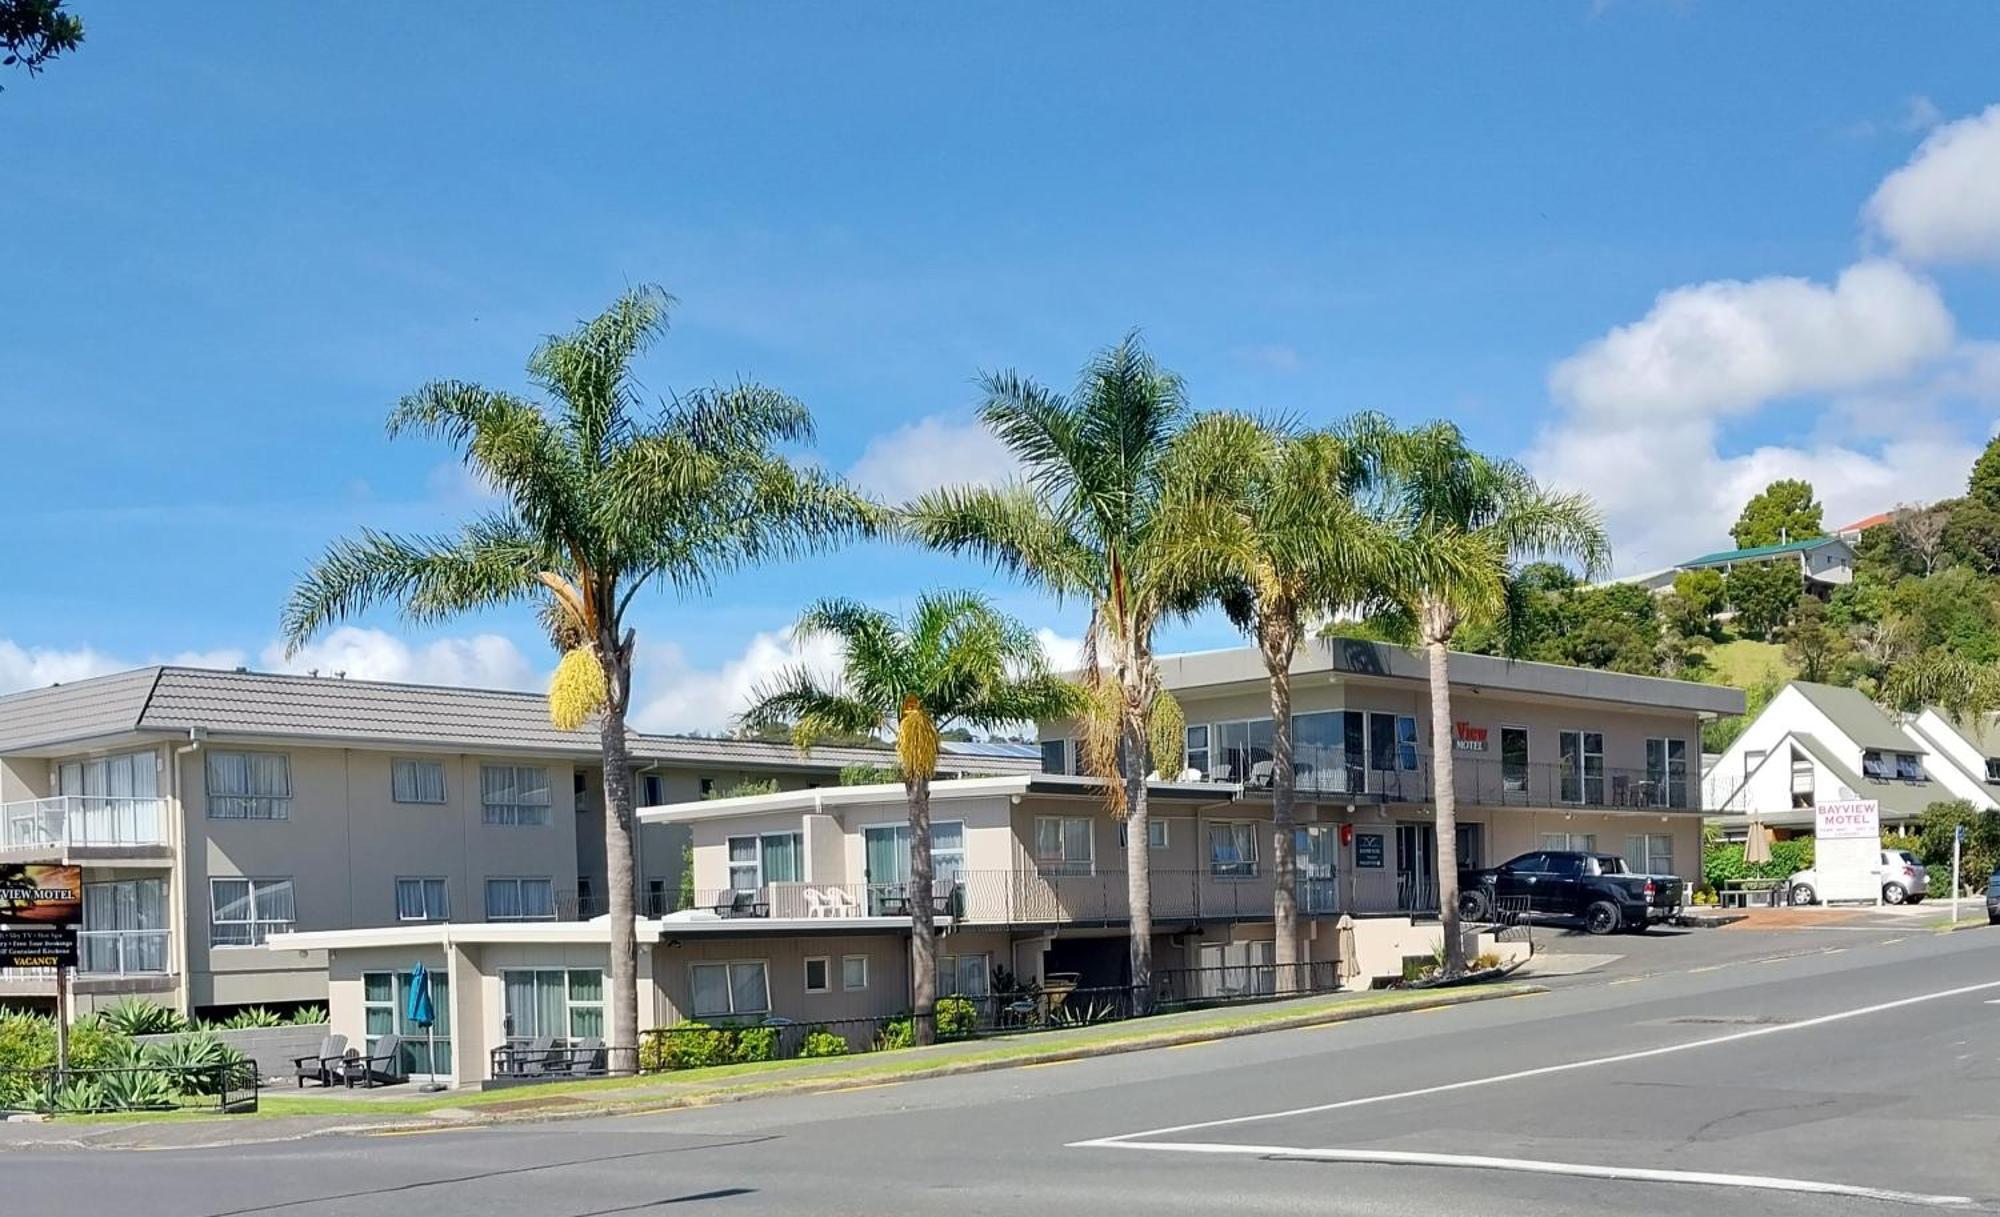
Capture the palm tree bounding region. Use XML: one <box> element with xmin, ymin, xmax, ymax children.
<box><xmin>281</xmin><ymin>286</ymin><xmax>877</xmax><ymax>1071</ymax></box>
<box><xmin>1151</xmin><ymin>412</ymin><xmax>1403</xmax><ymax>979</ymax></box>
<box><xmin>1376</xmin><ymin>421</ymin><xmax>1608</xmax><ymax>974</ymax></box>
<box><xmin>905</xmin><ymin>334</ymin><xmax>1194</xmax><ymax>1004</ymax></box>
<box><xmin>739</xmin><ymin>592</ymin><xmax>1078</xmax><ymax>1043</ymax></box>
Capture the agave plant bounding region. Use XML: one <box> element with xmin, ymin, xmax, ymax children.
<box><xmin>222</xmin><ymin>1006</ymin><xmax>283</xmax><ymax>1030</ymax></box>
<box><xmin>92</xmin><ymin>1066</ymin><xmax>181</xmax><ymax>1112</ymax></box>
<box><xmin>288</xmin><ymin>1004</ymin><xmax>329</xmax><ymax>1026</ymax></box>
<box><xmin>95</xmin><ymin>997</ymin><xmax>188</xmax><ymax>1037</ymax></box>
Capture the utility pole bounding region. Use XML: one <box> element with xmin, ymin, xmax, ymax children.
<box><xmin>1952</xmin><ymin>822</ymin><xmax>1965</xmax><ymax>925</ymax></box>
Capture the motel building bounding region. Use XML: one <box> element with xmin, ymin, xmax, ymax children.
<box><xmin>269</xmin><ymin>638</ymin><xmax>1740</xmax><ymax>1088</ymax></box>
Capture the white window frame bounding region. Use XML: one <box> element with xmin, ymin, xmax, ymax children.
<box><xmin>1183</xmin><ymin>724</ymin><xmax>1209</xmax><ymax>778</ymax></box>
<box><xmin>689</xmin><ymin>959</ymin><xmax>771</xmax><ymax>1018</ymax></box>
<box><xmin>1040</xmin><ymin>738</ymin><xmax>1071</xmax><ymax>776</ymax></box>
<box><xmin>803</xmin><ymin>955</ymin><xmax>831</xmax><ymax>994</ymax></box>
<box><xmin>1623</xmin><ymin>833</ymin><xmax>1676</xmax><ymax>877</ymax></box>
<box><xmin>1539</xmin><ymin>832</ymin><xmax>1598</xmax><ymax>853</ymax></box>
<box><xmin>500</xmin><ymin>967</ymin><xmax>603</xmax><ymax>1041</ymax></box>
<box><xmin>1208</xmin><ymin>820</ymin><xmax>1260</xmax><ymax>879</ymax></box>
<box><xmin>395</xmin><ymin>876</ymin><xmax>449</xmax><ymax>922</ymax></box>
<box><xmin>391</xmin><ymin>758</ymin><xmax>448</xmax><ymax>805</ymax></box>
<box><xmin>209</xmin><ymin>876</ymin><xmax>295</xmax><ymax>946</ymax></box>
<box><xmin>1558</xmin><ymin>729</ymin><xmax>1605</xmax><ymax>805</ymax></box>
<box><xmin>1033</xmin><ymin>815</ymin><xmax>1095</xmax><ymax>875</ymax></box>
<box><xmin>480</xmin><ymin>764</ymin><xmax>552</xmax><ymax>827</ymax></box>
<box><xmin>1985</xmin><ymin>758</ymin><xmax>2000</xmax><ymax>785</ymax></box>
<box><xmin>725</xmin><ymin>831</ymin><xmax>804</xmax><ymax>893</ymax></box>
<box><xmin>484</xmin><ymin>876</ymin><xmax>556</xmax><ymax>922</ymax></box>
<box><xmin>205</xmin><ymin>751</ymin><xmax>292</xmax><ymax>820</ymax></box>
<box><xmin>842</xmin><ymin>954</ymin><xmax>869</xmax><ymax>991</ymax></box>
<box><xmin>938</xmin><ymin>952</ymin><xmax>990</xmax><ymax>998</ymax></box>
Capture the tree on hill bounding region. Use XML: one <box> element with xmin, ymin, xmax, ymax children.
<box><xmin>1731</xmin><ymin>479</ymin><xmax>1824</xmax><ymax>549</ymax></box>
<box><xmin>1968</xmin><ymin>434</ymin><xmax>2000</xmax><ymax>511</ymax></box>
<box><xmin>1725</xmin><ymin>561</ymin><xmax>1803</xmax><ymax>638</ymax></box>
<box><xmin>1783</xmin><ymin>597</ymin><xmax>1851</xmax><ymax>683</ymax></box>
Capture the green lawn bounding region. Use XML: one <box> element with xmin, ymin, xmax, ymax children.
<box><xmin>1707</xmin><ymin>638</ymin><xmax>1795</xmax><ymax>687</ymax></box>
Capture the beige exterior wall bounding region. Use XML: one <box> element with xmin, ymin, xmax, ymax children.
<box><xmin>654</xmin><ymin>932</ymin><xmax>912</xmax><ymax>1028</ymax></box>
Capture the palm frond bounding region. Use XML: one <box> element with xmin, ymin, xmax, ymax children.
<box><xmin>280</xmin><ymin>517</ymin><xmax>546</xmax><ymax>651</ymax></box>
<box><xmin>901</xmin><ymin>484</ymin><xmax>1101</xmax><ymax>602</ymax></box>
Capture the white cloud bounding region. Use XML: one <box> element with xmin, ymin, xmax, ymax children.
<box><xmin>1035</xmin><ymin>627</ymin><xmax>1085</xmax><ymax>675</ymax></box>
<box><xmin>846</xmin><ymin>414</ymin><xmax>1020</xmax><ymax>503</ymax></box>
<box><xmin>628</xmin><ymin>629</ymin><xmax>848</xmax><ymax>736</ymax></box>
<box><xmin>1548</xmin><ymin>259</ymin><xmax>1953</xmax><ymax>422</ymax></box>
<box><xmin>1867</xmin><ymin>103</ymin><xmax>2000</xmax><ymax>264</ymax></box>
<box><xmin>0</xmin><ymin>642</ymin><xmax>247</xmax><ymax>694</ymax></box>
<box><xmin>260</xmin><ymin>627</ymin><xmax>539</xmax><ymax>691</ymax></box>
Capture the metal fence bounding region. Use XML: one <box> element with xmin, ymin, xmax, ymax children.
<box><xmin>0</xmin><ymin>1061</ymin><xmax>259</xmax><ymax>1115</ymax></box>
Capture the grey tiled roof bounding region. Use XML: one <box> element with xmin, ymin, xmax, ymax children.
<box><xmin>1791</xmin><ymin>682</ymin><xmax>1923</xmax><ymax>753</ymax></box>
<box><xmin>0</xmin><ymin>667</ymin><xmax>1036</xmax><ymax>775</ymax></box>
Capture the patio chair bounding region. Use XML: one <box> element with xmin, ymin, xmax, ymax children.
<box><xmin>566</xmin><ymin>1036</ymin><xmax>605</xmax><ymax>1077</ymax></box>
<box><xmin>292</xmin><ymin>1033</ymin><xmax>347</xmax><ymax>1087</ymax></box>
<box><xmin>509</xmin><ymin>1035</ymin><xmax>557</xmax><ymax>1077</ymax></box>
<box><xmin>1176</xmin><ymin>767</ymin><xmax>1202</xmax><ymax>782</ymax></box>
<box><xmin>1247</xmin><ymin>760</ymin><xmax>1276</xmax><ymax>789</ymax></box>
<box><xmin>824</xmin><ymin>887</ymin><xmax>861</xmax><ymax>917</ymax></box>
<box><xmin>802</xmin><ymin>887</ymin><xmax>828</xmax><ymax>918</ymax></box>
<box><xmin>341</xmin><ymin>1034</ymin><xmax>405</xmax><ymax>1089</ymax></box>
<box><xmin>1206</xmin><ymin>764</ymin><xmax>1235</xmax><ymax>783</ymax></box>
<box><xmin>930</xmin><ymin>878</ymin><xmax>958</xmax><ymax>918</ymax></box>
<box><xmin>712</xmin><ymin>890</ymin><xmax>760</xmax><ymax>918</ymax></box>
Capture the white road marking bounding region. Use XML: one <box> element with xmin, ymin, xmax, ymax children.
<box><xmin>1082</xmin><ymin>1141</ymin><xmax>1973</xmax><ymax>1208</ymax></box>
<box><xmin>1070</xmin><ymin>977</ymin><xmax>2000</xmax><ymax>1146</ymax></box>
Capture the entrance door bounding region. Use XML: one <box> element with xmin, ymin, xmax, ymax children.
<box><xmin>1395</xmin><ymin>823</ymin><xmax>1437</xmax><ymax>911</ymax></box>
<box><xmin>863</xmin><ymin>824</ymin><xmax>911</xmax><ymax>915</ymax></box>
<box><xmin>1296</xmin><ymin>826</ymin><xmax>1337</xmax><ymax>914</ymax></box>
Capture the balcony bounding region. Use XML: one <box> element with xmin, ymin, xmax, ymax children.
<box><xmin>1</xmin><ymin>796</ymin><xmax>173</xmax><ymax>857</ymax></box>
<box><xmin>78</xmin><ymin>929</ymin><xmax>173</xmax><ymax>976</ymax></box>
<box><xmin>1225</xmin><ymin>747</ymin><xmax>1699</xmax><ymax>812</ymax></box>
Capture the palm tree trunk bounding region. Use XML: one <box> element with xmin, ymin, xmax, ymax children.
<box><xmin>1264</xmin><ymin>626</ymin><xmax>1299</xmax><ymax>986</ymax></box>
<box><xmin>1122</xmin><ymin>704</ymin><xmax>1152</xmax><ymax>1014</ymax></box>
<box><xmin>906</xmin><ymin>773</ymin><xmax>937</xmax><ymax>1047</ymax></box>
<box><xmin>1424</xmin><ymin>610</ymin><xmax>1465</xmax><ymax>975</ymax></box>
<box><xmin>598</xmin><ymin>643</ymin><xmax>640</xmax><ymax>1073</ymax></box>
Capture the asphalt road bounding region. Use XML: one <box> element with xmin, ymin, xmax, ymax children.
<box><xmin>9</xmin><ymin>924</ymin><xmax>2000</xmax><ymax>1216</ymax></box>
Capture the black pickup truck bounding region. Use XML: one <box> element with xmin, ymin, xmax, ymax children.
<box><xmin>1456</xmin><ymin>850</ymin><xmax>1681</xmax><ymax>935</ymax></box>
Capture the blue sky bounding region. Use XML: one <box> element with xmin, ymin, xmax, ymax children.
<box><xmin>4</xmin><ymin>3</ymin><xmax>1999</xmax><ymax>730</ymax></box>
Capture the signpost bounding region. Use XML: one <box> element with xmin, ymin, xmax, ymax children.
<box><xmin>1953</xmin><ymin>822</ymin><xmax>1966</xmax><ymax>925</ymax></box>
<box><xmin>0</xmin><ymin>865</ymin><xmax>82</xmax><ymax>1079</ymax></box>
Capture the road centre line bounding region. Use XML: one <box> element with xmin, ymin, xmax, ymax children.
<box><xmin>1079</xmin><ymin>1142</ymin><xmax>1972</xmax><ymax>1208</ymax></box>
<box><xmin>1069</xmin><ymin>978</ymin><xmax>2000</xmax><ymax>1146</ymax></box>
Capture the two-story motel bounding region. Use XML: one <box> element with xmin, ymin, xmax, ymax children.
<box><xmin>272</xmin><ymin>638</ymin><xmax>1741</xmax><ymax>1087</ymax></box>
<box><xmin>0</xmin><ymin>665</ymin><xmax>1035</xmax><ymax>1022</ymax></box>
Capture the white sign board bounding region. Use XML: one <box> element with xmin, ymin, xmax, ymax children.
<box><xmin>1814</xmin><ymin>800</ymin><xmax>1883</xmax><ymax>902</ymax></box>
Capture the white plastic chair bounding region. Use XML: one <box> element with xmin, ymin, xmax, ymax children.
<box><xmin>802</xmin><ymin>887</ymin><xmax>828</xmax><ymax>918</ymax></box>
<box><xmin>1176</xmin><ymin>767</ymin><xmax>1202</xmax><ymax>782</ymax></box>
<box><xmin>826</xmin><ymin>887</ymin><xmax>861</xmax><ymax>917</ymax></box>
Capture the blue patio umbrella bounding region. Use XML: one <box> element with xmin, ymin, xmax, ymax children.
<box><xmin>406</xmin><ymin>962</ymin><xmax>443</xmax><ymax>1091</ymax></box>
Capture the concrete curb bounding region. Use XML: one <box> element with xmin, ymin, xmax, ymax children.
<box><xmin>4</xmin><ymin>983</ymin><xmax>1546</xmax><ymax>1151</ymax></box>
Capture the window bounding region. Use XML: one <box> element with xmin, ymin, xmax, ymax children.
<box><xmin>1986</xmin><ymin>758</ymin><xmax>2000</xmax><ymax>785</ymax></box>
<box><xmin>206</xmin><ymin>751</ymin><xmax>291</xmax><ymax>820</ymax></box>
<box><xmin>56</xmin><ymin>750</ymin><xmax>161</xmax><ymax>843</ymax></box>
<box><xmin>804</xmin><ymin>956</ymin><xmax>831</xmax><ymax>994</ymax></box>
<box><xmin>364</xmin><ymin>969</ymin><xmax>451</xmax><ymax>1075</ymax></box>
<box><xmin>725</xmin><ymin>832</ymin><xmax>803</xmax><ymax>892</ymax></box>
<box><xmin>1624</xmin><ymin>833</ymin><xmax>1676</xmax><ymax>876</ymax></box>
<box><xmin>501</xmin><ymin>968</ymin><xmax>603</xmax><ymax>1041</ymax></box>
<box><xmin>699</xmin><ymin>777</ymin><xmax>715</xmax><ymax>796</ymax></box>
<box><xmin>1120</xmin><ymin>819</ymin><xmax>1169</xmax><ymax>849</ymax></box>
<box><xmin>1861</xmin><ymin>750</ymin><xmax>1888</xmax><ymax>780</ymax></box>
<box><xmin>484</xmin><ymin>877</ymin><xmax>555</xmax><ymax>921</ymax></box>
<box><xmin>1184</xmin><ymin>725</ymin><xmax>1209</xmax><ymax>778</ymax></box>
<box><xmin>641</xmin><ymin>773</ymin><xmax>666</xmax><ymax>805</ymax></box>
<box><xmin>1208</xmin><ymin>821</ymin><xmax>1258</xmax><ymax>878</ymax></box>
<box><xmin>395</xmin><ymin>877</ymin><xmax>449</xmax><ymax>922</ymax></box>
<box><xmin>210</xmin><ymin>877</ymin><xmax>294</xmax><ymax>946</ymax></box>
<box><xmin>1645</xmin><ymin>739</ymin><xmax>1689</xmax><ymax>808</ymax></box>
<box><xmin>938</xmin><ymin>952</ymin><xmax>989</xmax><ymax>997</ymax></box>
<box><xmin>842</xmin><ymin>954</ymin><xmax>868</xmax><ymax>991</ymax></box>
<box><xmin>391</xmin><ymin>760</ymin><xmax>446</xmax><ymax>805</ymax></box>
<box><xmin>80</xmin><ymin>878</ymin><xmax>167</xmax><ymax>974</ymax></box>
<box><xmin>1558</xmin><ymin>730</ymin><xmax>1604</xmax><ymax>805</ymax></box>
<box><xmin>690</xmin><ymin>961</ymin><xmax>770</xmax><ymax>1018</ymax></box>
<box><xmin>1034</xmin><ymin>816</ymin><xmax>1094</xmax><ymax>874</ymax></box>
<box><xmin>1040</xmin><ymin>738</ymin><xmax>1069</xmax><ymax>776</ymax></box>
<box><xmin>933</xmin><ymin>820</ymin><xmax>966</xmax><ymax>881</ymax></box>
<box><xmin>1501</xmin><ymin>727</ymin><xmax>1530</xmax><ymax>794</ymax></box>
<box><xmin>480</xmin><ymin>765</ymin><xmax>551</xmax><ymax>826</ymax></box>
<box><xmin>1539</xmin><ymin>832</ymin><xmax>1597</xmax><ymax>853</ymax></box>
<box><xmin>1212</xmin><ymin>719</ymin><xmax>1274</xmax><ymax>784</ymax></box>
<box><xmin>1894</xmin><ymin>752</ymin><xmax>1924</xmax><ymax>782</ymax></box>
<box><xmin>1455</xmin><ymin>823</ymin><xmax>1484</xmax><ymax>870</ymax></box>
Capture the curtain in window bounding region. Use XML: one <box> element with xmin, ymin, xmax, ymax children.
<box><xmin>207</xmin><ymin>752</ymin><xmax>248</xmax><ymax>815</ymax></box>
<box><xmin>486</xmin><ymin>880</ymin><xmax>520</xmax><ymax>920</ymax></box>
<box><xmin>728</xmin><ymin>962</ymin><xmax>768</xmax><ymax>1013</ymax></box>
<box><xmin>1034</xmin><ymin>818</ymin><xmax>1062</xmax><ymax>860</ymax></box>
<box><xmin>254</xmin><ymin>879</ymin><xmax>295</xmax><ymax>925</ymax></box>
<box><xmin>932</xmin><ymin>821</ymin><xmax>965</xmax><ymax>878</ymax></box>
<box><xmin>248</xmin><ymin>754</ymin><xmax>289</xmax><ymax>796</ymax></box>
<box><xmin>955</xmin><ymin>954</ymin><xmax>990</xmax><ymax>997</ymax></box>
<box><xmin>1061</xmin><ymin>818</ymin><xmax>1091</xmax><ymax>864</ymax></box>
<box><xmin>212</xmin><ymin>878</ymin><xmax>251</xmax><ymax>921</ymax></box>
<box><xmin>761</xmin><ymin>834</ymin><xmax>801</xmax><ymax>884</ymax></box>
<box><xmin>394</xmin><ymin>761</ymin><xmax>446</xmax><ymax>803</ymax></box>
<box><xmin>533</xmin><ymin>969</ymin><xmax>565</xmax><ymax>1037</ymax></box>
<box><xmin>503</xmin><ymin>971</ymin><xmax>539</xmax><ymax>1038</ymax></box>
<box><xmin>691</xmin><ymin>964</ymin><xmax>730</xmax><ymax>1017</ymax></box>
<box><xmin>396</xmin><ymin>880</ymin><xmax>426</xmax><ymax>920</ymax></box>
<box><xmin>568</xmin><ymin>970</ymin><xmax>604</xmax><ymax>1037</ymax></box>
<box><xmin>728</xmin><ymin>837</ymin><xmax>761</xmax><ymax>891</ymax></box>
<box><xmin>521</xmin><ymin>879</ymin><xmax>553</xmax><ymax>919</ymax></box>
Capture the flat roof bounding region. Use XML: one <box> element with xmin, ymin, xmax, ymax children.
<box><xmin>639</xmin><ymin>773</ymin><xmax>1242</xmax><ymax>824</ymax></box>
<box><xmin>1155</xmin><ymin>637</ymin><xmax>1744</xmax><ymax>717</ymax></box>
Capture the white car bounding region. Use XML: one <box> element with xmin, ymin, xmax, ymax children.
<box><xmin>1789</xmin><ymin>850</ymin><xmax>1929</xmax><ymax>906</ymax></box>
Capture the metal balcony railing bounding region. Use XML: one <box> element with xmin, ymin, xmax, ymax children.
<box><xmin>77</xmin><ymin>929</ymin><xmax>172</xmax><ymax>976</ymax></box>
<box><xmin>1216</xmin><ymin>749</ymin><xmax>1699</xmax><ymax>811</ymax></box>
<box><xmin>1</xmin><ymin>796</ymin><xmax>171</xmax><ymax>850</ymax></box>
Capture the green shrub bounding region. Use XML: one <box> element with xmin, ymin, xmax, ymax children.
<box><xmin>646</xmin><ymin>1023</ymin><xmax>737</xmax><ymax>1071</ymax></box>
<box><xmin>288</xmin><ymin>1004</ymin><xmax>329</xmax><ymax>1026</ymax></box>
<box><xmin>1703</xmin><ymin>837</ymin><xmax>1814</xmax><ymax>889</ymax></box>
<box><xmin>222</xmin><ymin>1006</ymin><xmax>283</xmax><ymax>1030</ymax></box>
<box><xmin>799</xmin><ymin>1029</ymin><xmax>850</xmax><ymax>1058</ymax></box>
<box><xmin>934</xmin><ymin>995</ymin><xmax>978</xmax><ymax>1041</ymax></box>
<box><xmin>731</xmin><ymin>1026</ymin><xmax>780</xmax><ymax>1063</ymax></box>
<box><xmin>91</xmin><ymin>1065</ymin><xmax>180</xmax><ymax>1111</ymax></box>
<box><xmin>0</xmin><ymin>1011</ymin><xmax>55</xmax><ymax>1073</ymax></box>
<box><xmin>874</xmin><ymin>1017</ymin><xmax>914</xmax><ymax>1051</ymax></box>
<box><xmin>96</xmin><ymin>997</ymin><xmax>187</xmax><ymax>1037</ymax></box>
<box><xmin>839</xmin><ymin>763</ymin><xmax>900</xmax><ymax>786</ymax></box>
